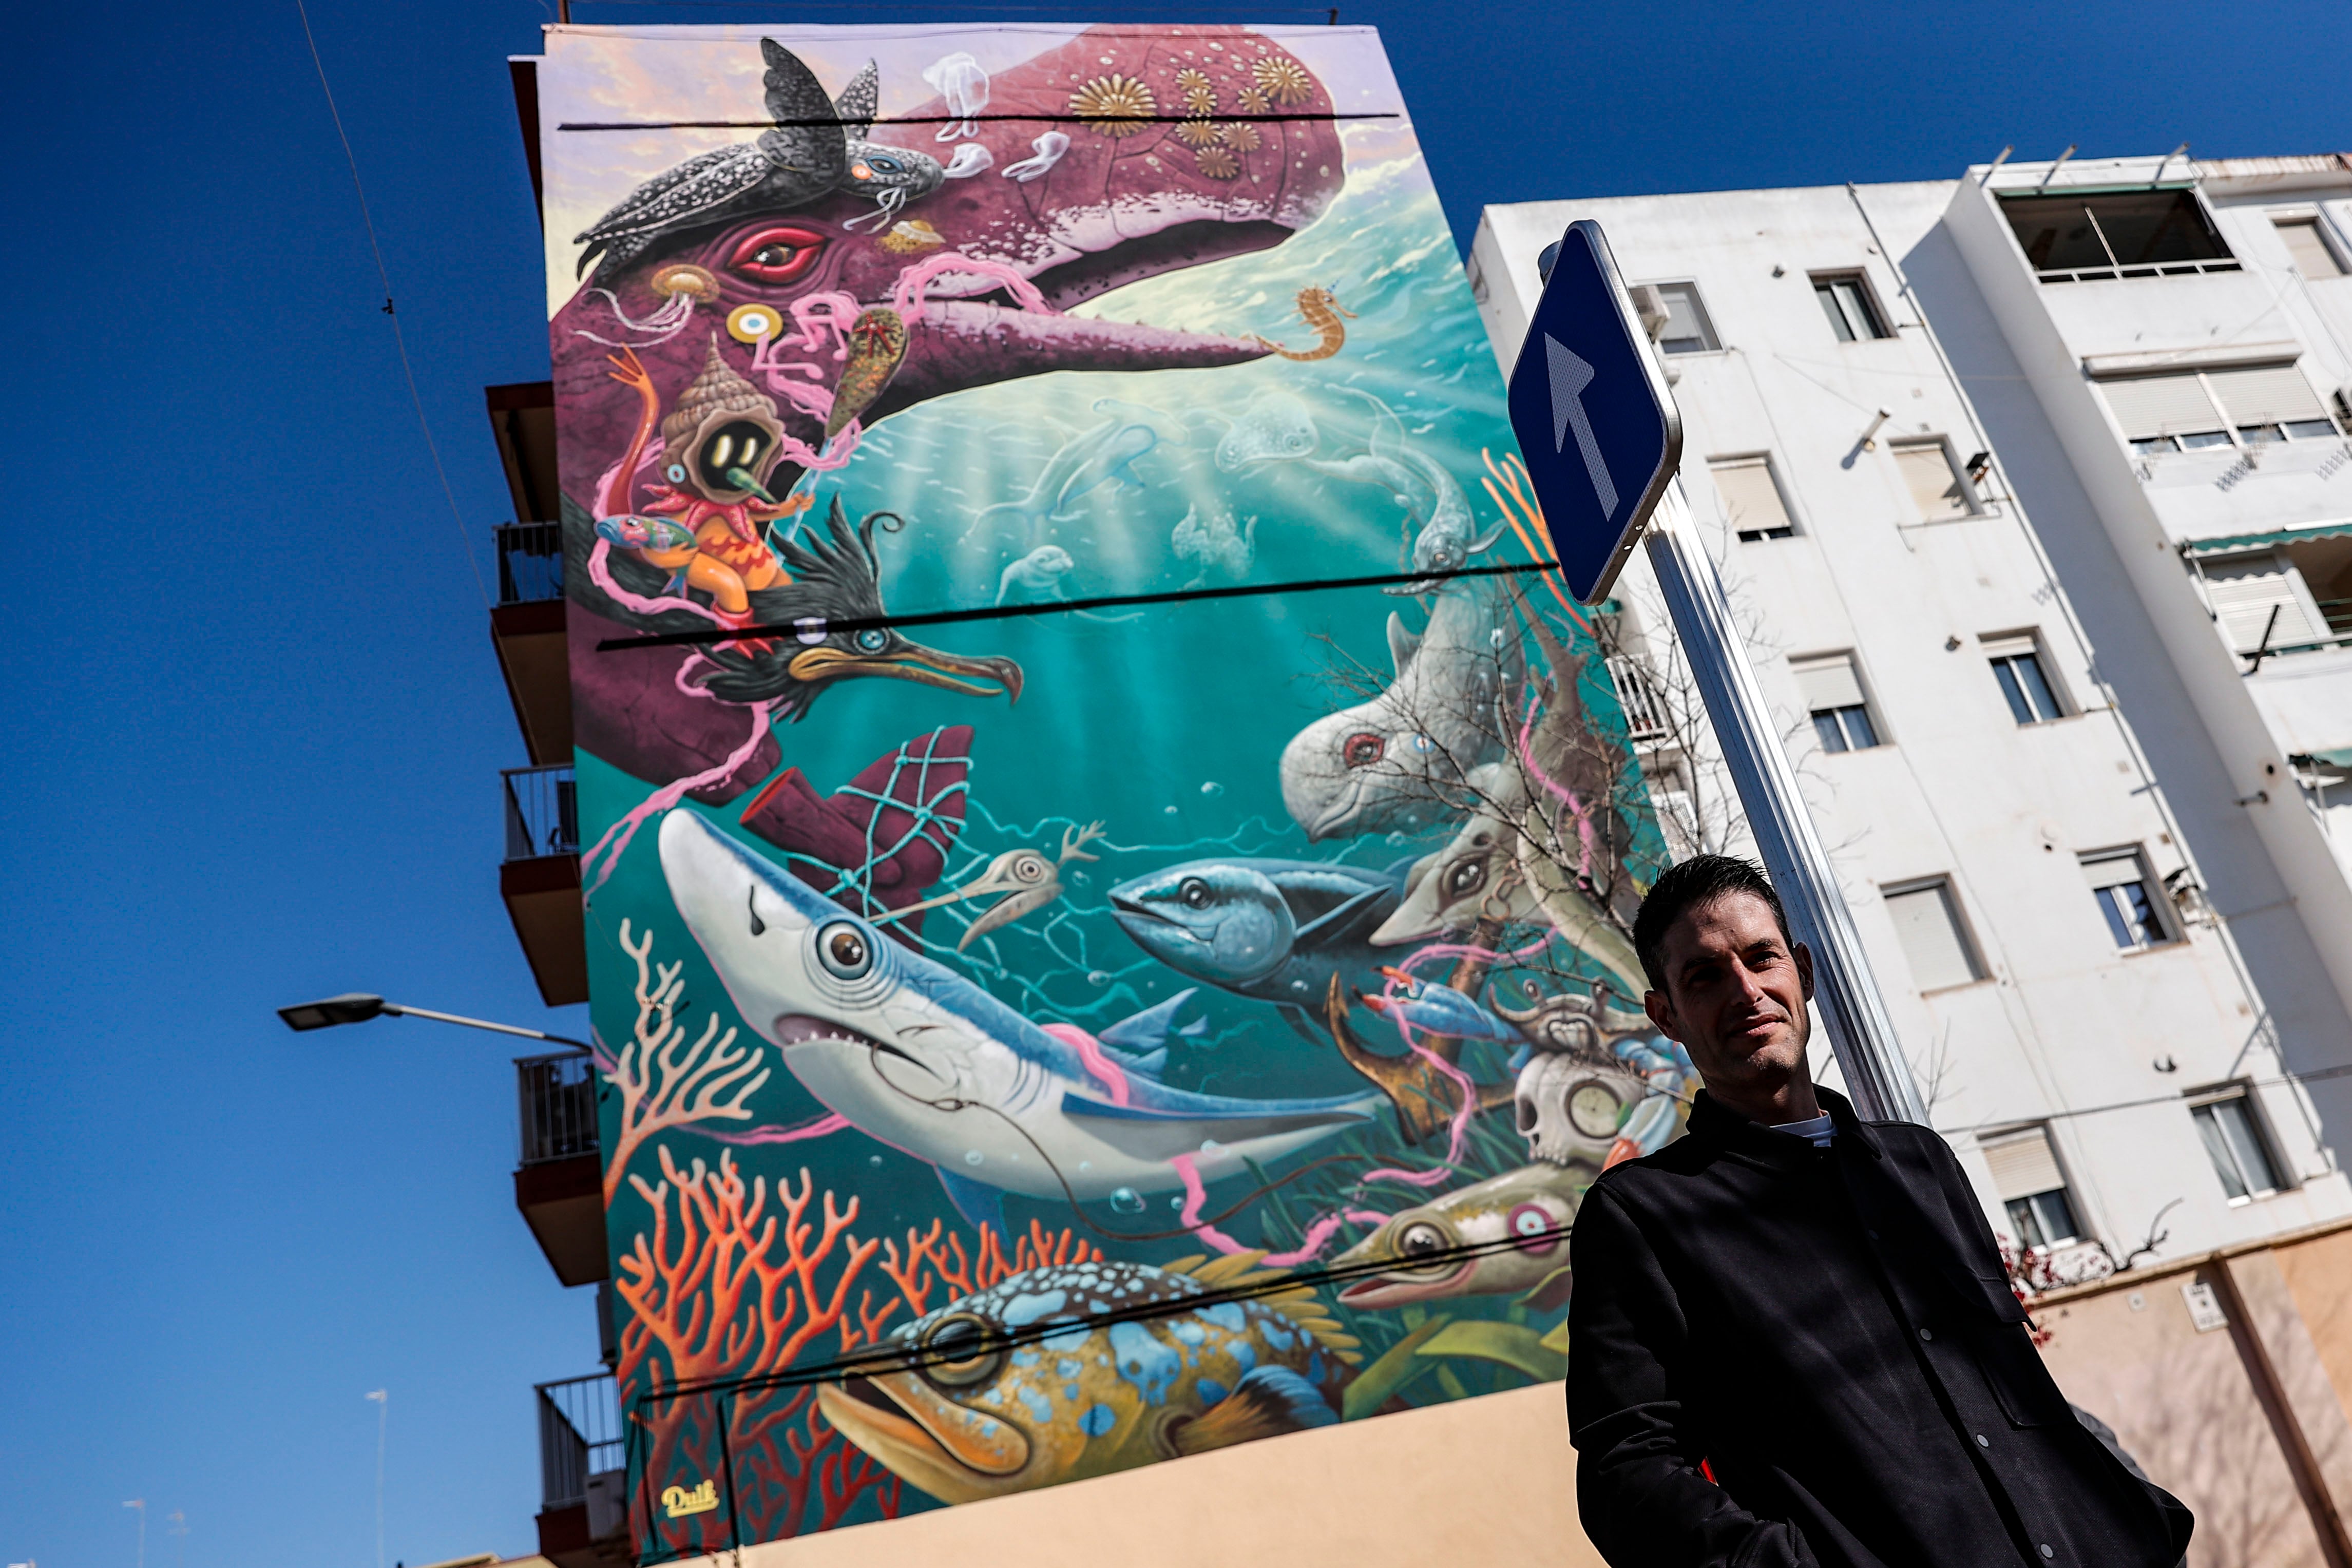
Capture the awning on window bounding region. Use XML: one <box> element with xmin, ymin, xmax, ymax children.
<box><xmin>2181</xmin><ymin>519</ymin><xmax>2352</xmax><ymax>558</ymax></box>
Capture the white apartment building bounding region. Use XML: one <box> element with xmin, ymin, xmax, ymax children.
<box><xmin>1469</xmin><ymin>170</ymin><xmax>2352</xmax><ymax>1266</ymax></box>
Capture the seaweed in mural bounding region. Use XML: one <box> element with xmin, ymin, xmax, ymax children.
<box><xmin>538</xmin><ymin>21</ymin><xmax>1692</xmax><ymax>1554</ymax></box>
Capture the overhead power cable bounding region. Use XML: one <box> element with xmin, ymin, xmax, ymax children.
<box><xmin>294</xmin><ymin>0</ymin><xmax>492</xmax><ymax>609</ymax></box>
<box><xmin>595</xmin><ymin>560</ymin><xmax>1564</xmax><ymax>653</ymax></box>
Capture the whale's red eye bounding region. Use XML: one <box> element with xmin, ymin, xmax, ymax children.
<box><xmin>728</xmin><ymin>225</ymin><xmax>827</xmax><ymax>284</ymax></box>
<box><xmin>1342</xmin><ymin>732</ymin><xmax>1384</xmax><ymax>768</ymax></box>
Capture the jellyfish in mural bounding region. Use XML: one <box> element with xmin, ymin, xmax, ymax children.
<box><xmin>922</xmin><ymin>50</ymin><xmax>990</xmax><ymax>139</ymax></box>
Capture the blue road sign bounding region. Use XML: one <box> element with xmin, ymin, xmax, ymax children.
<box><xmin>1505</xmin><ymin>220</ymin><xmax>1682</xmax><ymax>604</ymax></box>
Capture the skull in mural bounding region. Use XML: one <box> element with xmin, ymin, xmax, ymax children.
<box><xmin>1513</xmin><ymin>1050</ymin><xmax>1648</xmax><ymax>1168</ymax></box>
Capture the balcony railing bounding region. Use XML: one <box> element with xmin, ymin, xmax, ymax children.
<box><xmin>519</xmin><ymin>1050</ymin><xmax>599</xmax><ymax>1165</ymax></box>
<box><xmin>505</xmin><ymin>765</ymin><xmax>579</xmax><ymax>862</ymax></box>
<box><xmin>1606</xmin><ymin>655</ymin><xmax>1669</xmax><ymax>742</ymax></box>
<box><xmin>497</xmin><ymin>521</ymin><xmax>565</xmax><ymax>605</ymax></box>
<box><xmin>537</xmin><ymin>1371</ymin><xmax>624</xmax><ymax>1509</ymax></box>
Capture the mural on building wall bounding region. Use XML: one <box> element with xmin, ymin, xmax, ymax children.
<box><xmin>538</xmin><ymin>21</ymin><xmax>1687</xmax><ymax>1555</ymax></box>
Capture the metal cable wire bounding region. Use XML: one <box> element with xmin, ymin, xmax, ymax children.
<box><xmin>294</xmin><ymin>0</ymin><xmax>492</xmax><ymax>610</ymax></box>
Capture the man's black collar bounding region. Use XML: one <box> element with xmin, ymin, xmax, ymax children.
<box><xmin>1686</xmin><ymin>1085</ymin><xmax>1886</xmax><ymax>1165</ymax></box>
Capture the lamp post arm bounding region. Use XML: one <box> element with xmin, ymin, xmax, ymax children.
<box><xmin>382</xmin><ymin>1003</ymin><xmax>589</xmax><ymax>1051</ymax></box>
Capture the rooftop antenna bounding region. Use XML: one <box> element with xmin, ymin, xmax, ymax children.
<box><xmin>367</xmin><ymin>1390</ymin><xmax>390</xmax><ymax>1568</ymax></box>
<box><xmin>1977</xmin><ymin>145</ymin><xmax>2013</xmax><ymax>187</ymax></box>
<box><xmin>2150</xmin><ymin>143</ymin><xmax>2189</xmax><ymax>186</ymax></box>
<box><xmin>2035</xmin><ymin>145</ymin><xmax>2078</xmax><ymax>193</ymax></box>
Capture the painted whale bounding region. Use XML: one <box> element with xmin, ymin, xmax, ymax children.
<box><xmin>659</xmin><ymin>810</ymin><xmax>1381</xmax><ymax>1226</ymax></box>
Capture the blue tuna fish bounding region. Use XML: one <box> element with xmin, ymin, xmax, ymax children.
<box><xmin>1108</xmin><ymin>858</ymin><xmax>1405</xmax><ymax>1035</ymax></box>
<box><xmin>659</xmin><ymin>812</ymin><xmax>1379</xmax><ymax>1228</ymax></box>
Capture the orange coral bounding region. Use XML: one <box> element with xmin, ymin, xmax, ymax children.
<box><xmin>614</xmin><ymin>1167</ymin><xmax>1101</xmax><ymax>1551</ymax></box>
<box><xmin>876</xmin><ymin>1216</ymin><xmax>1105</xmax><ymax>1318</ymax></box>
<box><xmin>615</xmin><ymin>1148</ymin><xmax>886</xmax><ymax>1552</ymax></box>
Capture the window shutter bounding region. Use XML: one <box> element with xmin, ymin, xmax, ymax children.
<box><xmin>2207</xmin><ymin>364</ymin><xmax>2328</xmax><ymax>427</ymax></box>
<box><xmin>1982</xmin><ymin>1128</ymin><xmax>2066</xmax><ymax>1200</ymax></box>
<box><xmin>1894</xmin><ymin>442</ymin><xmax>1972</xmax><ymax>520</ymax></box>
<box><xmin>2278</xmin><ymin>219</ymin><xmax>2348</xmax><ymax>280</ymax></box>
<box><xmin>1980</xmin><ymin>633</ymin><xmax>2038</xmax><ymax>660</ymax></box>
<box><xmin>1792</xmin><ymin>655</ymin><xmax>1865</xmax><ymax>713</ymax></box>
<box><xmin>2202</xmin><ymin>554</ymin><xmax>2320</xmax><ymax>652</ymax></box>
<box><xmin>1710</xmin><ymin>456</ymin><xmax>1792</xmax><ymax>534</ymax></box>
<box><xmin>1883</xmin><ymin>881</ymin><xmax>1980</xmax><ymax>991</ymax></box>
<box><xmin>2078</xmin><ymin>851</ymin><xmax>2147</xmax><ymax>893</ymax></box>
<box><xmin>2099</xmin><ymin>374</ymin><xmax>2225</xmax><ymax>439</ymax></box>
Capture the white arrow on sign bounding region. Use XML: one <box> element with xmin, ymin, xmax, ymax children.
<box><xmin>1545</xmin><ymin>333</ymin><xmax>1618</xmax><ymax>519</ymax></box>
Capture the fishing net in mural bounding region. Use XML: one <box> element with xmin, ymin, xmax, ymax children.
<box><xmin>536</xmin><ymin>20</ymin><xmax>1683</xmax><ymax>1556</ymax></box>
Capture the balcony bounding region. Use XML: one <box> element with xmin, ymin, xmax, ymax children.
<box><xmin>499</xmin><ymin>520</ymin><xmax>565</xmax><ymax>605</ymax></box>
<box><xmin>1607</xmin><ymin>654</ymin><xmax>1669</xmax><ymax>743</ymax></box>
<box><xmin>485</xmin><ymin>382</ymin><xmax>572</xmax><ymax>767</ymax></box>
<box><xmin>502</xmin><ymin>766</ymin><xmax>587</xmax><ymax>1008</ymax></box>
<box><xmin>514</xmin><ymin>1050</ymin><xmax>606</xmax><ymax>1287</ymax></box>
<box><xmin>535</xmin><ymin>1372</ymin><xmax>629</xmax><ymax>1568</ymax></box>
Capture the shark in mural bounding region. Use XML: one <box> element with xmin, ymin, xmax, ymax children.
<box><xmin>659</xmin><ymin>810</ymin><xmax>1382</xmax><ymax>1226</ymax></box>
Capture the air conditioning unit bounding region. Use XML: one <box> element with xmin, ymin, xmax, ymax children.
<box><xmin>1628</xmin><ymin>283</ymin><xmax>1670</xmax><ymax>341</ymax></box>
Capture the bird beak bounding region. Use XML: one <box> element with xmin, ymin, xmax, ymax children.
<box><xmin>786</xmin><ymin>641</ymin><xmax>1024</xmax><ymax>702</ymax></box>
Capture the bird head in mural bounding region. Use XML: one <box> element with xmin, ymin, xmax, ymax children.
<box><xmin>692</xmin><ymin>496</ymin><xmax>1023</xmax><ymax>715</ymax></box>
<box><xmin>551</xmin><ymin>28</ymin><xmax>1346</xmax><ymax>506</ymax></box>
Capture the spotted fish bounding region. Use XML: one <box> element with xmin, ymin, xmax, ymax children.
<box><xmin>818</xmin><ymin>1254</ymin><xmax>1359</xmax><ymax>1504</ymax></box>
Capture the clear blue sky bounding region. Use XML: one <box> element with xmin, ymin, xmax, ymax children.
<box><xmin>1</xmin><ymin>2</ymin><xmax>2343</xmax><ymax>1565</ymax></box>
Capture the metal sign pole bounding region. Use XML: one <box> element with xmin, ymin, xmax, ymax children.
<box><xmin>1643</xmin><ymin>484</ymin><xmax>1928</xmax><ymax>1123</ymax></box>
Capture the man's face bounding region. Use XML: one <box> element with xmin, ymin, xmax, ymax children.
<box><xmin>1643</xmin><ymin>892</ymin><xmax>1814</xmax><ymax>1101</ymax></box>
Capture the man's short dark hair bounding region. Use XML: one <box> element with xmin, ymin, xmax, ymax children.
<box><xmin>1633</xmin><ymin>854</ymin><xmax>1794</xmax><ymax>992</ymax></box>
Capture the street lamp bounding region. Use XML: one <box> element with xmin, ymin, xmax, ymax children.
<box><xmin>276</xmin><ymin>992</ymin><xmax>587</xmax><ymax>1050</ymax></box>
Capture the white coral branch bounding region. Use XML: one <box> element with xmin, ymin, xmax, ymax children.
<box><xmin>604</xmin><ymin>919</ymin><xmax>773</xmax><ymax>1203</ymax></box>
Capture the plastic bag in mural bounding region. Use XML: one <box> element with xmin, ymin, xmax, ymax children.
<box><xmin>536</xmin><ymin>22</ymin><xmax>1688</xmax><ymax>1556</ymax></box>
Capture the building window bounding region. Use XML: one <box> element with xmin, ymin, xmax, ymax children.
<box><xmin>1999</xmin><ymin>189</ymin><xmax>2238</xmax><ymax>282</ymax></box>
<box><xmin>1883</xmin><ymin>877</ymin><xmax>1983</xmax><ymax>991</ymax></box>
<box><xmin>2198</xmin><ymin>552</ymin><xmax>2325</xmax><ymax>658</ymax></box>
<box><xmin>1792</xmin><ymin>654</ymin><xmax>1880</xmax><ymax>752</ymax></box>
<box><xmin>1709</xmin><ymin>454</ymin><xmax>1795</xmax><ymax>541</ymax></box>
<box><xmin>1983</xmin><ymin>634</ymin><xmax>2065</xmax><ymax>723</ymax></box>
<box><xmin>2275</xmin><ymin>217</ymin><xmax>2348</xmax><ymax>281</ymax></box>
<box><xmin>2079</xmin><ymin>849</ymin><xmax>2172</xmax><ymax>951</ymax></box>
<box><xmin>1892</xmin><ymin>439</ymin><xmax>1978</xmax><ymax>521</ymax></box>
<box><xmin>1813</xmin><ymin>274</ymin><xmax>1891</xmax><ymax>341</ymax></box>
<box><xmin>2209</xmin><ymin>364</ymin><xmax>2344</xmax><ymax>444</ymax></box>
<box><xmin>1982</xmin><ymin>1126</ymin><xmax>2082</xmax><ymax>1249</ymax></box>
<box><xmin>2099</xmin><ymin>364</ymin><xmax>2339</xmax><ymax>452</ymax></box>
<box><xmin>2190</xmin><ymin>1087</ymin><xmax>2285</xmax><ymax>1200</ymax></box>
<box><xmin>1652</xmin><ymin>282</ymin><xmax>1721</xmax><ymax>354</ymax></box>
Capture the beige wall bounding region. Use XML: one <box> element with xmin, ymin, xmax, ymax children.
<box><xmin>731</xmin><ymin>1384</ymin><xmax>1602</xmax><ymax>1568</ymax></box>
<box><xmin>699</xmin><ymin>1221</ymin><xmax>2352</xmax><ymax>1568</ymax></box>
<box><xmin>2038</xmin><ymin>1264</ymin><xmax>2327</xmax><ymax>1568</ymax></box>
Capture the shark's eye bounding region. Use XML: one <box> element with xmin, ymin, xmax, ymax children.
<box><xmin>1569</xmin><ymin>1081</ymin><xmax>1623</xmax><ymax>1140</ymax></box>
<box><xmin>816</xmin><ymin>921</ymin><xmax>873</xmax><ymax>979</ymax></box>
<box><xmin>1178</xmin><ymin>877</ymin><xmax>1212</xmax><ymax>909</ymax></box>
<box><xmin>747</xmin><ymin>883</ymin><xmax>766</xmax><ymax>937</ymax></box>
<box><xmin>919</xmin><ymin>1311</ymin><xmax>1005</xmax><ymax>1389</ymax></box>
<box><xmin>1393</xmin><ymin>1221</ymin><xmax>1453</xmax><ymax>1275</ymax></box>
<box><xmin>1342</xmin><ymin>732</ymin><xmax>1385</xmax><ymax>769</ymax></box>
<box><xmin>1444</xmin><ymin>859</ymin><xmax>1485</xmax><ymax>897</ymax></box>
<box><xmin>854</xmin><ymin>628</ymin><xmax>890</xmax><ymax>654</ymax></box>
<box><xmin>867</xmin><ymin>155</ymin><xmax>904</xmax><ymax>175</ymax></box>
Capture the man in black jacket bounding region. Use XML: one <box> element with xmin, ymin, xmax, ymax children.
<box><xmin>1566</xmin><ymin>855</ymin><xmax>2192</xmax><ymax>1567</ymax></box>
